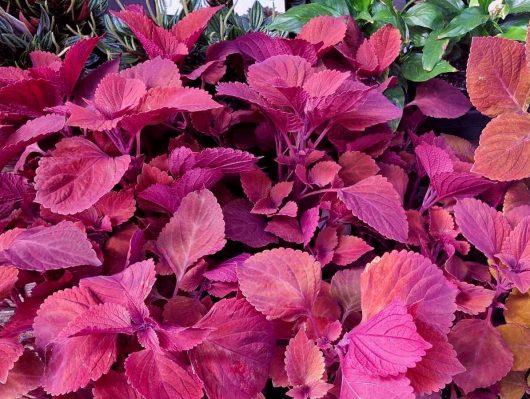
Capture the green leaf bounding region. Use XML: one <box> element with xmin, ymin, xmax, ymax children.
<box><xmin>428</xmin><ymin>0</ymin><xmax>466</xmax><ymax>15</ymax></box>
<box><xmin>401</xmin><ymin>53</ymin><xmax>456</xmax><ymax>82</ymax></box>
<box><xmin>314</xmin><ymin>0</ymin><xmax>350</xmax><ymax>15</ymax></box>
<box><xmin>346</xmin><ymin>0</ymin><xmax>373</xmax><ymax>13</ymax></box>
<box><xmin>385</xmin><ymin>85</ymin><xmax>405</xmax><ymax>131</ymax></box>
<box><xmin>438</xmin><ymin>7</ymin><xmax>490</xmax><ymax>38</ymax></box>
<box><xmin>507</xmin><ymin>0</ymin><xmax>530</xmax><ymax>13</ymax></box>
<box><xmin>403</xmin><ymin>3</ymin><xmax>445</xmax><ymax>29</ymax></box>
<box><xmin>422</xmin><ymin>31</ymin><xmax>449</xmax><ymax>71</ymax></box>
<box><xmin>267</xmin><ymin>4</ymin><xmax>338</xmax><ymax>33</ymax></box>
<box><xmin>500</xmin><ymin>25</ymin><xmax>528</xmax><ymax>40</ymax></box>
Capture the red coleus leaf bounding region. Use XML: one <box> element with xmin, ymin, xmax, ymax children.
<box><xmin>125</xmin><ymin>349</ymin><xmax>203</xmax><ymax>399</ymax></box>
<box><xmin>0</xmin><ymin>351</ymin><xmax>43</xmax><ymax>399</ymax></box>
<box><xmin>284</xmin><ymin>328</ymin><xmax>333</xmax><ymax>399</ymax></box>
<box><xmin>33</xmin><ymin>286</ymin><xmax>117</xmax><ymax>395</ymax></box>
<box><xmin>34</xmin><ymin>137</ymin><xmax>131</xmax><ymax>215</ymax></box>
<box><xmin>79</xmin><ymin>259</ymin><xmax>155</xmax><ymax>318</ymax></box>
<box><xmin>0</xmin><ymin>338</ymin><xmax>23</xmax><ymax>384</ymax></box>
<box><xmin>472</xmin><ymin>112</ymin><xmax>530</xmax><ymax>181</ymax></box>
<box><xmin>342</xmin><ymin>300</ymin><xmax>430</xmax><ymax>377</ymax></box>
<box><xmin>408</xmin><ymin>79</ymin><xmax>471</xmax><ymax>119</ymax></box>
<box><xmin>340</xmin><ymin>361</ymin><xmax>415</xmax><ymax>399</ymax></box>
<box><xmin>356</xmin><ymin>24</ymin><xmax>401</xmax><ymax>76</ymax></box>
<box><xmin>297</xmin><ymin>16</ymin><xmax>348</xmax><ymax>55</ymax></box>
<box><xmin>0</xmin><ymin>221</ymin><xmax>101</xmax><ymax>270</ymax></box>
<box><xmin>361</xmin><ymin>250</ymin><xmax>458</xmax><ymax>334</ymax></box>
<box><xmin>406</xmin><ymin>321</ymin><xmax>465</xmax><ymax>395</ymax></box>
<box><xmin>337</xmin><ymin>175</ymin><xmax>409</xmax><ymax>243</ymax></box>
<box><xmin>448</xmin><ymin>319</ymin><xmax>513</xmax><ymax>394</ymax></box>
<box><xmin>497</xmin><ymin>216</ymin><xmax>530</xmax><ymax>292</ymax></box>
<box><xmin>189</xmin><ymin>298</ymin><xmax>275</xmax><ymax>399</ymax></box>
<box><xmin>454</xmin><ymin>198</ymin><xmax>511</xmax><ymax>259</ymax></box>
<box><xmin>331</xmin><ymin>235</ymin><xmax>373</xmax><ymax>266</ymax></box>
<box><xmin>93</xmin><ymin>370</ymin><xmax>142</xmax><ymax>399</ymax></box>
<box><xmin>156</xmin><ymin>189</ymin><xmax>225</xmax><ymax>282</ymax></box>
<box><xmin>238</xmin><ymin>248</ymin><xmax>321</xmax><ymax>321</ymax></box>
<box><xmin>467</xmin><ymin>37</ymin><xmax>530</xmax><ymax>117</ymax></box>
<box><xmin>0</xmin><ymin>266</ymin><xmax>17</xmax><ymax>300</ymax></box>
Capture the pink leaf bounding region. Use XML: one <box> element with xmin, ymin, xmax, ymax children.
<box><xmin>192</xmin><ymin>147</ymin><xmax>257</xmax><ymax>174</ymax></box>
<box><xmin>344</xmin><ymin>300</ymin><xmax>430</xmax><ymax>376</ymax></box>
<box><xmin>93</xmin><ymin>370</ymin><xmax>142</xmax><ymax>399</ymax></box>
<box><xmin>331</xmin><ymin>268</ymin><xmax>362</xmax><ymax>318</ymax></box>
<box><xmin>406</xmin><ymin>322</ymin><xmax>465</xmax><ymax>395</ymax></box>
<box><xmin>125</xmin><ymin>349</ymin><xmax>203</xmax><ymax>399</ymax></box>
<box><xmin>338</xmin><ymin>175</ymin><xmax>408</xmax><ymax>242</ymax></box>
<box><xmin>298</xmin><ymin>16</ymin><xmax>348</xmax><ymax>54</ymax></box>
<box><xmin>171</xmin><ymin>5</ymin><xmax>223</xmax><ymax>48</ymax></box>
<box><xmin>467</xmin><ymin>37</ymin><xmax>530</xmax><ymax>117</ymax></box>
<box><xmin>223</xmin><ymin>199</ymin><xmax>278</xmax><ymax>248</ymax></box>
<box><xmin>156</xmin><ymin>189</ymin><xmax>225</xmax><ymax>281</ymax></box>
<box><xmin>238</xmin><ymin>248</ymin><xmax>321</xmax><ymax>320</ymax></box>
<box><xmin>285</xmin><ymin>329</ymin><xmax>332</xmax><ymax>399</ymax></box>
<box><xmin>0</xmin><ymin>113</ymin><xmax>65</xmax><ymax>169</ymax></box>
<box><xmin>0</xmin><ymin>221</ymin><xmax>101</xmax><ymax>270</ymax></box>
<box><xmin>338</xmin><ymin>150</ymin><xmax>380</xmax><ymax>185</ymax></box>
<box><xmin>189</xmin><ymin>298</ymin><xmax>275</xmax><ymax>399</ymax></box>
<box><xmin>61</xmin><ymin>37</ymin><xmax>100</xmax><ymax>96</ymax></box>
<box><xmin>94</xmin><ymin>75</ymin><xmax>146</xmax><ymax>117</ymax></box>
<box><xmin>340</xmin><ymin>362</ymin><xmax>414</xmax><ymax>399</ymax></box>
<box><xmin>308</xmin><ymin>161</ymin><xmax>341</xmax><ymax>187</ymax></box>
<box><xmin>497</xmin><ymin>216</ymin><xmax>530</xmax><ymax>292</ymax></box>
<box><xmin>58</xmin><ymin>303</ymin><xmax>134</xmax><ymax>338</ymax></box>
<box><xmin>0</xmin><ymin>351</ymin><xmax>43</xmax><ymax>399</ymax></box>
<box><xmin>33</xmin><ymin>286</ymin><xmax>117</xmax><ymax>395</ymax></box>
<box><xmin>0</xmin><ymin>79</ymin><xmax>61</xmax><ymax>117</ymax></box>
<box><xmin>332</xmin><ymin>235</ymin><xmax>373</xmax><ymax>266</ymax></box>
<box><xmin>361</xmin><ymin>250</ymin><xmax>458</xmax><ymax>334</ymax></box>
<box><xmin>453</xmin><ymin>280</ymin><xmax>495</xmax><ymax>315</ymax></box>
<box><xmin>0</xmin><ymin>266</ymin><xmax>17</xmax><ymax>300</ymax></box>
<box><xmin>453</xmin><ymin>198</ymin><xmax>511</xmax><ymax>259</ymax></box>
<box><xmin>408</xmin><ymin>79</ymin><xmax>471</xmax><ymax>119</ymax></box>
<box><xmin>241</xmin><ymin>169</ymin><xmax>272</xmax><ymax>204</ymax></box>
<box><xmin>34</xmin><ymin>137</ymin><xmax>131</xmax><ymax>214</ymax></box>
<box><xmin>119</xmin><ymin>57</ymin><xmax>182</xmax><ymax>89</ymax></box>
<box><xmin>448</xmin><ymin>319</ymin><xmax>513</xmax><ymax>394</ymax></box>
<box><xmin>431</xmin><ymin>172</ymin><xmax>494</xmax><ymax>201</ymax></box>
<box><xmin>415</xmin><ymin>143</ymin><xmax>453</xmax><ymax>178</ymax></box>
<box><xmin>80</xmin><ymin>259</ymin><xmax>155</xmax><ymax>318</ymax></box>
<box><xmin>0</xmin><ymin>338</ymin><xmax>23</xmax><ymax>383</ymax></box>
<box><xmin>358</xmin><ymin>25</ymin><xmax>401</xmax><ymax>75</ymax></box>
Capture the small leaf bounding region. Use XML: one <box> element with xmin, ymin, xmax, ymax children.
<box><xmin>438</xmin><ymin>7</ymin><xmax>489</xmax><ymax>38</ymax></box>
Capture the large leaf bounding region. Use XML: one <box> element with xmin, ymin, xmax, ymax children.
<box><xmin>34</xmin><ymin>137</ymin><xmax>131</xmax><ymax>214</ymax></box>
<box><xmin>156</xmin><ymin>189</ymin><xmax>225</xmax><ymax>282</ymax></box>
<box><xmin>125</xmin><ymin>349</ymin><xmax>203</xmax><ymax>399</ymax></box>
<box><xmin>438</xmin><ymin>7</ymin><xmax>489</xmax><ymax>38</ymax></box>
<box><xmin>189</xmin><ymin>298</ymin><xmax>275</xmax><ymax>399</ymax></box>
<box><xmin>472</xmin><ymin>112</ymin><xmax>530</xmax><ymax>181</ymax></box>
<box><xmin>340</xmin><ymin>362</ymin><xmax>415</xmax><ymax>399</ymax></box>
<box><xmin>449</xmin><ymin>319</ymin><xmax>513</xmax><ymax>394</ymax></box>
<box><xmin>0</xmin><ymin>221</ymin><xmax>100</xmax><ymax>270</ymax></box>
<box><xmin>267</xmin><ymin>4</ymin><xmax>339</xmax><ymax>32</ymax></box>
<box><xmin>467</xmin><ymin>37</ymin><xmax>530</xmax><ymax>117</ymax></box>
<box><xmin>453</xmin><ymin>198</ymin><xmax>511</xmax><ymax>259</ymax></box>
<box><xmin>343</xmin><ymin>301</ymin><xmax>430</xmax><ymax>376</ymax></box>
<box><xmin>238</xmin><ymin>248</ymin><xmax>321</xmax><ymax>321</ymax></box>
<box><xmin>361</xmin><ymin>250</ymin><xmax>458</xmax><ymax>334</ymax></box>
<box><xmin>337</xmin><ymin>175</ymin><xmax>408</xmax><ymax>243</ymax></box>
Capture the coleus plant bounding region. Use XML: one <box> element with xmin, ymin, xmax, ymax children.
<box><xmin>0</xmin><ymin>6</ymin><xmax>526</xmax><ymax>399</ymax></box>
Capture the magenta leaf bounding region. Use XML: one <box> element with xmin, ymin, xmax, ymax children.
<box><xmin>189</xmin><ymin>298</ymin><xmax>275</xmax><ymax>399</ymax></box>
<box><xmin>34</xmin><ymin>137</ymin><xmax>131</xmax><ymax>214</ymax></box>
<box><xmin>238</xmin><ymin>248</ymin><xmax>321</xmax><ymax>321</ymax></box>
<box><xmin>448</xmin><ymin>319</ymin><xmax>513</xmax><ymax>394</ymax></box>
<box><xmin>408</xmin><ymin>79</ymin><xmax>471</xmax><ymax>119</ymax></box>
<box><xmin>343</xmin><ymin>300</ymin><xmax>430</xmax><ymax>376</ymax></box>
<box><xmin>0</xmin><ymin>221</ymin><xmax>101</xmax><ymax>270</ymax></box>
<box><xmin>125</xmin><ymin>349</ymin><xmax>203</xmax><ymax>399</ymax></box>
<box><xmin>0</xmin><ymin>338</ymin><xmax>23</xmax><ymax>384</ymax></box>
<box><xmin>93</xmin><ymin>370</ymin><xmax>142</xmax><ymax>399</ymax></box>
<box><xmin>454</xmin><ymin>198</ymin><xmax>511</xmax><ymax>259</ymax></box>
<box><xmin>361</xmin><ymin>250</ymin><xmax>458</xmax><ymax>334</ymax></box>
<box><xmin>156</xmin><ymin>189</ymin><xmax>225</xmax><ymax>282</ymax></box>
<box><xmin>338</xmin><ymin>175</ymin><xmax>408</xmax><ymax>242</ymax></box>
